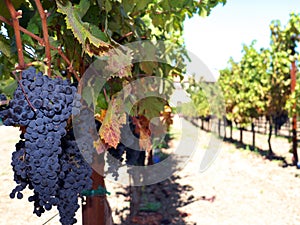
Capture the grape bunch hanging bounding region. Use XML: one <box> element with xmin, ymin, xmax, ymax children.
<box><xmin>0</xmin><ymin>67</ymin><xmax>92</xmax><ymax>225</ymax></box>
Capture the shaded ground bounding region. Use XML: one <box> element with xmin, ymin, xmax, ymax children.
<box><xmin>1</xmin><ymin>116</ymin><xmax>300</xmax><ymax>224</ymax></box>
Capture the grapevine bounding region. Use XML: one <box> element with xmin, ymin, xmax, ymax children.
<box><xmin>186</xmin><ymin>12</ymin><xmax>300</xmax><ymax>161</ymax></box>
<box><xmin>0</xmin><ymin>67</ymin><xmax>92</xmax><ymax>224</ymax></box>
<box><xmin>0</xmin><ymin>0</ymin><xmax>228</xmax><ymax>223</ymax></box>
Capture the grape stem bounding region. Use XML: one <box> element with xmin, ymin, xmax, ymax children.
<box><xmin>4</xmin><ymin>0</ymin><xmax>25</xmax><ymax>69</ymax></box>
<box><xmin>117</xmin><ymin>31</ymin><xmax>133</xmax><ymax>42</ymax></box>
<box><xmin>12</xmin><ymin>71</ymin><xmax>37</xmax><ymax>112</ymax></box>
<box><xmin>103</xmin><ymin>88</ymin><xmax>110</xmax><ymax>103</ymax></box>
<box><xmin>34</xmin><ymin>0</ymin><xmax>52</xmax><ymax>76</ymax></box>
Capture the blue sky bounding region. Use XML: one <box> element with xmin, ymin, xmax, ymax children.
<box><xmin>183</xmin><ymin>0</ymin><xmax>300</xmax><ymax>78</ymax></box>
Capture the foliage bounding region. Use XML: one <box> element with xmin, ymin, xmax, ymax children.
<box><xmin>218</xmin><ymin>43</ymin><xmax>270</xmax><ymax>126</ymax></box>
<box><xmin>99</xmin><ymin>97</ymin><xmax>126</xmax><ymax>148</ymax></box>
<box><xmin>217</xmin><ymin>13</ymin><xmax>300</xmax><ymax>127</ymax></box>
<box><xmin>0</xmin><ymin>0</ymin><xmax>227</xmax><ymax>150</ymax></box>
<box><xmin>185</xmin><ymin>76</ymin><xmax>210</xmax><ymax>117</ymax></box>
<box><xmin>0</xmin><ymin>0</ymin><xmax>230</xmax><ymax>223</ymax></box>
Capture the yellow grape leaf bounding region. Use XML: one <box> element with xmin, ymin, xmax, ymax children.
<box><xmin>95</xmin><ymin>109</ymin><xmax>107</xmax><ymax>123</ymax></box>
<box><xmin>161</xmin><ymin>105</ymin><xmax>173</xmax><ymax>126</ymax></box>
<box><xmin>99</xmin><ymin>98</ymin><xmax>126</xmax><ymax>148</ymax></box>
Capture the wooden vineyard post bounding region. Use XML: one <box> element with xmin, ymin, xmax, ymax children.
<box><xmin>230</xmin><ymin>121</ymin><xmax>233</xmax><ymax>140</ymax></box>
<box><xmin>291</xmin><ymin>61</ymin><xmax>298</xmax><ymax>165</ymax></box>
<box><xmin>82</xmin><ymin>171</ymin><xmax>106</xmax><ymax>225</ymax></box>
<box><xmin>239</xmin><ymin>125</ymin><xmax>243</xmax><ymax>144</ymax></box>
<box><xmin>251</xmin><ymin>122</ymin><xmax>255</xmax><ymax>150</ymax></box>
<box><xmin>218</xmin><ymin>118</ymin><xmax>221</xmax><ymax>137</ymax></box>
<box><xmin>82</xmin><ymin>152</ymin><xmax>108</xmax><ymax>225</ymax></box>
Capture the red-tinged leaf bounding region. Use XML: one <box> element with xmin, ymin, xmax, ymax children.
<box><xmin>105</xmin><ymin>49</ymin><xmax>133</xmax><ymax>78</ymax></box>
<box><xmin>93</xmin><ymin>139</ymin><xmax>109</xmax><ymax>154</ymax></box>
<box><xmin>132</xmin><ymin>116</ymin><xmax>152</xmax><ymax>151</ymax></box>
<box><xmin>99</xmin><ymin>98</ymin><xmax>126</xmax><ymax>148</ymax></box>
<box><xmin>100</xmin><ymin>122</ymin><xmax>120</xmax><ymax>148</ymax></box>
<box><xmin>139</xmin><ymin>128</ymin><xmax>152</xmax><ymax>152</ymax></box>
<box><xmin>161</xmin><ymin>105</ymin><xmax>173</xmax><ymax>126</ymax></box>
<box><xmin>132</xmin><ymin>116</ymin><xmax>150</xmax><ymax>135</ymax></box>
<box><xmin>95</xmin><ymin>109</ymin><xmax>107</xmax><ymax>123</ymax></box>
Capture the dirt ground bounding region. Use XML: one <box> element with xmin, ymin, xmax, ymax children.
<box><xmin>1</xmin><ymin>116</ymin><xmax>300</xmax><ymax>225</ymax></box>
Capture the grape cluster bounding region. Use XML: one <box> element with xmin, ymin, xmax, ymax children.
<box><xmin>58</xmin><ymin>135</ymin><xmax>93</xmax><ymax>224</ymax></box>
<box><xmin>0</xmin><ymin>93</ymin><xmax>6</xmax><ymax>100</ymax></box>
<box><xmin>0</xmin><ymin>94</ymin><xmax>8</xmax><ymax>122</ymax></box>
<box><xmin>273</xmin><ymin>111</ymin><xmax>289</xmax><ymax>129</ymax></box>
<box><xmin>125</xmin><ymin>116</ymin><xmax>145</xmax><ymax>167</ymax></box>
<box><xmin>106</xmin><ymin>144</ymin><xmax>125</xmax><ymax>180</ymax></box>
<box><xmin>72</xmin><ymin>107</ymin><xmax>98</xmax><ymax>164</ymax></box>
<box><xmin>0</xmin><ymin>67</ymin><xmax>92</xmax><ymax>225</ymax></box>
<box><xmin>105</xmin><ymin>143</ymin><xmax>146</xmax><ymax>181</ymax></box>
<box><xmin>105</xmin><ymin>115</ymin><xmax>146</xmax><ymax>180</ymax></box>
<box><xmin>125</xmin><ymin>147</ymin><xmax>146</xmax><ymax>166</ymax></box>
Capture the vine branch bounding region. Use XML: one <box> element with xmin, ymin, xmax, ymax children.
<box><xmin>0</xmin><ymin>15</ymin><xmax>80</xmax><ymax>82</ymax></box>
<box><xmin>117</xmin><ymin>31</ymin><xmax>133</xmax><ymax>42</ymax></box>
<box><xmin>0</xmin><ymin>15</ymin><xmax>44</xmax><ymax>45</ymax></box>
<box><xmin>34</xmin><ymin>0</ymin><xmax>51</xmax><ymax>76</ymax></box>
<box><xmin>4</xmin><ymin>0</ymin><xmax>25</xmax><ymax>69</ymax></box>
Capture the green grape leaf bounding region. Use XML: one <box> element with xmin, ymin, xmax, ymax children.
<box><xmin>0</xmin><ymin>35</ymin><xmax>12</xmax><ymax>58</ymax></box>
<box><xmin>56</xmin><ymin>1</ymin><xmax>110</xmax><ymax>56</ymax></box>
<box><xmin>26</xmin><ymin>12</ymin><xmax>41</xmax><ymax>35</ymax></box>
<box><xmin>151</xmin><ymin>14</ymin><xmax>164</xmax><ymax>28</ymax></box>
<box><xmin>139</xmin><ymin>61</ymin><xmax>157</xmax><ymax>75</ymax></box>
<box><xmin>131</xmin><ymin>96</ymin><xmax>165</xmax><ymax>120</ymax></box>
<box><xmin>1</xmin><ymin>0</ymin><xmax>23</xmax><ymax>19</ymax></box>
<box><xmin>75</xmin><ymin>0</ymin><xmax>90</xmax><ymax>17</ymax></box>
<box><xmin>96</xmin><ymin>93</ymin><xmax>108</xmax><ymax>110</ymax></box>
<box><xmin>81</xmin><ymin>86</ymin><xmax>93</xmax><ymax>107</ymax></box>
<box><xmin>0</xmin><ymin>79</ymin><xmax>17</xmax><ymax>98</ymax></box>
<box><xmin>105</xmin><ymin>0</ymin><xmax>112</xmax><ymax>13</ymax></box>
<box><xmin>135</xmin><ymin>0</ymin><xmax>151</xmax><ymax>11</ymax></box>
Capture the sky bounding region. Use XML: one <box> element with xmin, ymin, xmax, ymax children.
<box><xmin>183</xmin><ymin>0</ymin><xmax>300</xmax><ymax>80</ymax></box>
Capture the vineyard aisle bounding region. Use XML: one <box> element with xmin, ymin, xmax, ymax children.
<box><xmin>177</xmin><ymin>119</ymin><xmax>300</xmax><ymax>225</ymax></box>
<box><xmin>107</xmin><ymin>116</ymin><xmax>300</xmax><ymax>225</ymax></box>
<box><xmin>1</xmin><ymin>117</ymin><xmax>300</xmax><ymax>224</ymax></box>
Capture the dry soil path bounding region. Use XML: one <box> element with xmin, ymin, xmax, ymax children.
<box><xmin>1</xmin><ymin>117</ymin><xmax>300</xmax><ymax>225</ymax></box>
